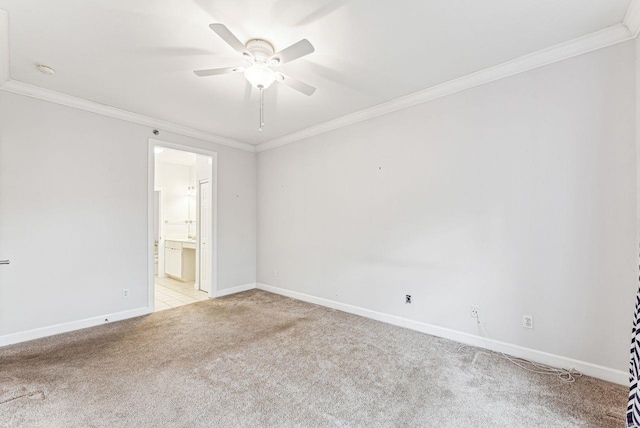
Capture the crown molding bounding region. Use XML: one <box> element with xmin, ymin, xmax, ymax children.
<box><xmin>624</xmin><ymin>0</ymin><xmax>640</xmax><ymax>37</ymax></box>
<box><xmin>0</xmin><ymin>8</ymin><xmax>254</xmax><ymax>152</ymax></box>
<box><xmin>1</xmin><ymin>5</ymin><xmax>636</xmax><ymax>155</ymax></box>
<box><xmin>256</xmin><ymin>23</ymin><xmax>634</xmax><ymax>153</ymax></box>
<box><xmin>0</xmin><ymin>79</ymin><xmax>256</xmax><ymax>153</ymax></box>
<box><xmin>0</xmin><ymin>9</ymin><xmax>9</xmax><ymax>85</ymax></box>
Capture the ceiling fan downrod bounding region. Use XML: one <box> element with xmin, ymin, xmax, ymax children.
<box><xmin>259</xmin><ymin>88</ymin><xmax>265</xmax><ymax>132</ymax></box>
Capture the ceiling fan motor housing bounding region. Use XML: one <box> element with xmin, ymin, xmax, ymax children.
<box><xmin>246</xmin><ymin>39</ymin><xmax>275</xmax><ymax>63</ymax></box>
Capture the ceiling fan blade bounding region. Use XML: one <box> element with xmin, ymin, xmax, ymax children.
<box><xmin>270</xmin><ymin>39</ymin><xmax>314</xmax><ymax>65</ymax></box>
<box><xmin>275</xmin><ymin>72</ymin><xmax>316</xmax><ymax>96</ymax></box>
<box><xmin>209</xmin><ymin>24</ymin><xmax>253</xmax><ymax>59</ymax></box>
<box><xmin>193</xmin><ymin>66</ymin><xmax>244</xmax><ymax>77</ymax></box>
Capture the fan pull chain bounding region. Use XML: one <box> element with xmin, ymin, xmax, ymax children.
<box><xmin>259</xmin><ymin>88</ymin><xmax>264</xmax><ymax>132</ymax></box>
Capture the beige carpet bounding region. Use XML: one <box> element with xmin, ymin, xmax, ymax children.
<box><xmin>0</xmin><ymin>290</ymin><xmax>627</xmax><ymax>427</ymax></box>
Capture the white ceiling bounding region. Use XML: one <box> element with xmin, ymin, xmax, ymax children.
<box><xmin>0</xmin><ymin>0</ymin><xmax>632</xmax><ymax>145</ymax></box>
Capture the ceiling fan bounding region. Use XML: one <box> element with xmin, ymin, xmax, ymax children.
<box><xmin>194</xmin><ymin>24</ymin><xmax>316</xmax><ymax>131</ymax></box>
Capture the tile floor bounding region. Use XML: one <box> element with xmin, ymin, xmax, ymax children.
<box><xmin>154</xmin><ymin>276</ymin><xmax>209</xmax><ymax>312</ymax></box>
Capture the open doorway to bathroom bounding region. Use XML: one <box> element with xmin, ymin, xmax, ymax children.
<box><xmin>150</xmin><ymin>142</ymin><xmax>215</xmax><ymax>312</ymax></box>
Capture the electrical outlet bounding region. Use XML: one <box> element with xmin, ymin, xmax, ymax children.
<box><xmin>272</xmin><ymin>269</ymin><xmax>278</xmax><ymax>277</ymax></box>
<box><xmin>523</xmin><ymin>315</ymin><xmax>534</xmax><ymax>329</ymax></box>
<box><xmin>405</xmin><ymin>294</ymin><xmax>411</xmax><ymax>304</ymax></box>
<box><xmin>122</xmin><ymin>289</ymin><xmax>129</xmax><ymax>298</ymax></box>
<box><xmin>470</xmin><ymin>305</ymin><xmax>479</xmax><ymax>319</ymax></box>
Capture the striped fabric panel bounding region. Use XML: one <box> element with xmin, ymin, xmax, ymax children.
<box><xmin>628</xmin><ymin>290</ymin><xmax>640</xmax><ymax>427</ymax></box>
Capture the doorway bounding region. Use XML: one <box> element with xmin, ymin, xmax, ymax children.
<box><xmin>148</xmin><ymin>139</ymin><xmax>216</xmax><ymax>312</ymax></box>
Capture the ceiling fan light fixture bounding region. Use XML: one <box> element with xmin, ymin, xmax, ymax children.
<box><xmin>275</xmin><ymin>72</ymin><xmax>285</xmax><ymax>82</ymax></box>
<box><xmin>245</xmin><ymin>63</ymin><xmax>275</xmax><ymax>90</ymax></box>
<box><xmin>270</xmin><ymin>57</ymin><xmax>280</xmax><ymax>65</ymax></box>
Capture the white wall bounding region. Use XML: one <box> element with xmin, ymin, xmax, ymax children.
<box><xmin>155</xmin><ymin>161</ymin><xmax>198</xmax><ymax>239</ymax></box>
<box><xmin>0</xmin><ymin>36</ymin><xmax>636</xmax><ymax>382</ymax></box>
<box><xmin>0</xmin><ymin>90</ymin><xmax>256</xmax><ymax>338</ymax></box>
<box><xmin>257</xmin><ymin>41</ymin><xmax>637</xmax><ymax>376</ymax></box>
<box><xmin>155</xmin><ymin>161</ymin><xmax>194</xmax><ymax>239</ymax></box>
<box><xmin>196</xmin><ymin>155</ymin><xmax>212</xmax><ymax>183</ymax></box>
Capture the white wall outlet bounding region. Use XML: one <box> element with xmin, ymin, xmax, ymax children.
<box><xmin>272</xmin><ymin>269</ymin><xmax>278</xmax><ymax>277</ymax></box>
<box><xmin>470</xmin><ymin>305</ymin><xmax>479</xmax><ymax>319</ymax></box>
<box><xmin>122</xmin><ymin>289</ymin><xmax>129</xmax><ymax>298</ymax></box>
<box><xmin>523</xmin><ymin>315</ymin><xmax>534</xmax><ymax>329</ymax></box>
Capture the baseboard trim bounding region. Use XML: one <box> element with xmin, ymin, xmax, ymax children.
<box><xmin>214</xmin><ymin>282</ymin><xmax>256</xmax><ymax>298</ymax></box>
<box><xmin>256</xmin><ymin>283</ymin><xmax>628</xmax><ymax>386</ymax></box>
<box><xmin>0</xmin><ymin>283</ymin><xmax>258</xmax><ymax>347</ymax></box>
<box><xmin>0</xmin><ymin>306</ymin><xmax>152</xmax><ymax>348</ymax></box>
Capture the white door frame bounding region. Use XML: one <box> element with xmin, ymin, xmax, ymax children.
<box><xmin>196</xmin><ymin>179</ymin><xmax>211</xmax><ymax>292</ymax></box>
<box><xmin>147</xmin><ymin>138</ymin><xmax>218</xmax><ymax>311</ymax></box>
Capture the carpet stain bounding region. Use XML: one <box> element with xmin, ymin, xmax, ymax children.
<box><xmin>0</xmin><ymin>390</ymin><xmax>45</xmax><ymax>405</ymax></box>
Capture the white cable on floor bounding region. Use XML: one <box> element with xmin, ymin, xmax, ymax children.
<box><xmin>495</xmin><ymin>351</ymin><xmax>582</xmax><ymax>383</ymax></box>
<box><xmin>458</xmin><ymin>343</ymin><xmax>582</xmax><ymax>383</ymax></box>
<box><xmin>457</xmin><ymin>317</ymin><xmax>584</xmax><ymax>383</ymax></box>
